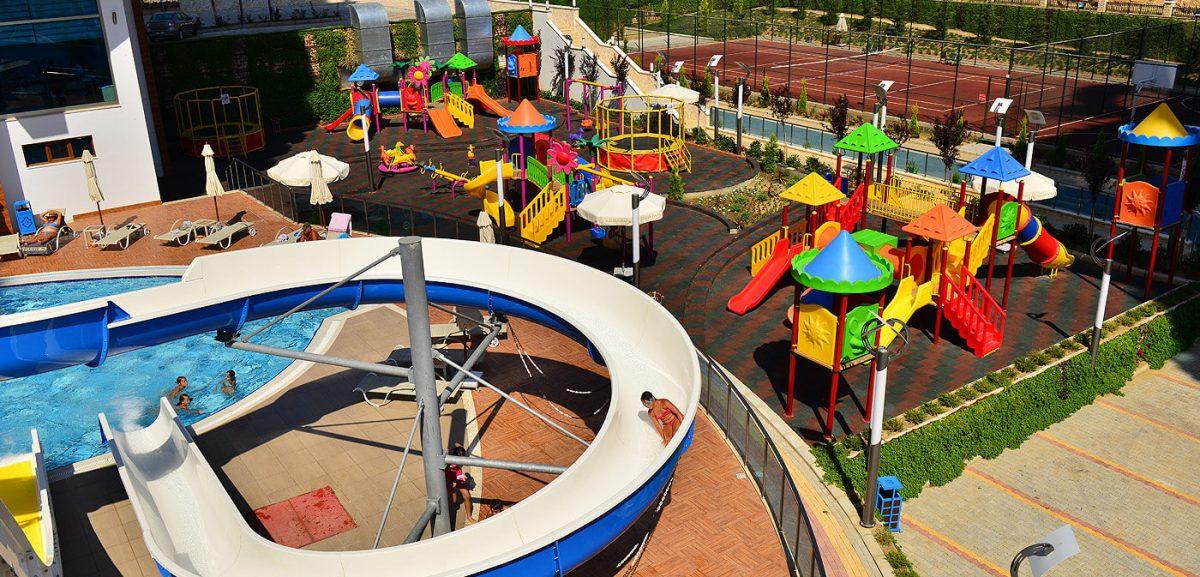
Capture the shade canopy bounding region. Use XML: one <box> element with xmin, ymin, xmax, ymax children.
<box><xmin>968</xmin><ymin>170</ymin><xmax>1057</xmax><ymax>201</ymax></box>
<box><xmin>959</xmin><ymin>146</ymin><xmax>1030</xmax><ymax>182</ymax></box>
<box><xmin>81</xmin><ymin>149</ymin><xmax>104</xmax><ymax>203</ymax></box>
<box><xmin>650</xmin><ymin>83</ymin><xmax>700</xmax><ymax>104</ymax></box>
<box><xmin>202</xmin><ymin>144</ymin><xmax>225</xmax><ymax>198</ymax></box>
<box><xmin>1117</xmin><ymin>103</ymin><xmax>1200</xmax><ymax>148</ymax></box>
<box><xmin>902</xmin><ymin>203</ymin><xmax>978</xmax><ymax>243</ymax></box>
<box><xmin>444</xmin><ymin>52</ymin><xmax>478</xmax><ymax>70</ymax></box>
<box><xmin>835</xmin><ymin>123</ymin><xmax>897</xmax><ymax>154</ymax></box>
<box><xmin>791</xmin><ymin>230</ymin><xmax>893</xmax><ymax>294</ymax></box>
<box><xmin>267</xmin><ymin>151</ymin><xmax>350</xmax><ymax>187</ymax></box>
<box><xmin>575</xmin><ymin>185</ymin><xmax>666</xmax><ymax>226</ymax></box>
<box><xmin>498</xmin><ymin>99</ymin><xmax>558</xmax><ymax>134</ymax></box>
<box><xmin>348</xmin><ymin>64</ymin><xmax>380</xmax><ymax>83</ymax></box>
<box><xmin>780</xmin><ymin>172</ymin><xmax>845</xmax><ymax>206</ymax></box>
<box><xmin>502</xmin><ymin>24</ymin><xmax>538</xmax><ymax>46</ymax></box>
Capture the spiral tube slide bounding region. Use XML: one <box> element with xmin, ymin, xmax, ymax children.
<box><xmin>0</xmin><ymin>238</ymin><xmax>700</xmax><ymax>577</ymax></box>
<box><xmin>1015</xmin><ymin>204</ymin><xmax>1075</xmax><ymax>270</ymax></box>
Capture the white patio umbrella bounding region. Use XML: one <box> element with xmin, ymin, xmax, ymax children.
<box><xmin>968</xmin><ymin>170</ymin><xmax>1058</xmax><ymax>202</ymax></box>
<box><xmin>267</xmin><ymin>151</ymin><xmax>348</xmax><ymax>222</ymax></box>
<box><xmin>81</xmin><ymin>150</ymin><xmax>106</xmax><ymax>231</ymax></box>
<box><xmin>476</xmin><ymin>210</ymin><xmax>495</xmax><ymax>244</ymax></box>
<box><xmin>202</xmin><ymin>143</ymin><xmax>226</xmax><ymax>220</ymax></box>
<box><xmin>650</xmin><ymin>83</ymin><xmax>700</xmax><ymax>105</ymax></box>
<box><xmin>575</xmin><ymin>185</ymin><xmax>666</xmax><ymax>226</ymax></box>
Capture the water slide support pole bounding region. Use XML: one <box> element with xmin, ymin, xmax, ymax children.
<box><xmin>397</xmin><ymin>237</ymin><xmax>453</xmax><ymax>537</ymax></box>
<box><xmin>444</xmin><ymin>455</ymin><xmax>567</xmax><ymax>475</ymax></box>
<box><xmin>374</xmin><ymin>403</ymin><xmax>423</xmax><ymax>548</ymax></box>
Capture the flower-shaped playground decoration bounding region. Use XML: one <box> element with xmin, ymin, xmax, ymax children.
<box><xmin>547</xmin><ymin>140</ymin><xmax>580</xmax><ymax>173</ymax></box>
<box><xmin>406</xmin><ymin>60</ymin><xmax>434</xmax><ymax>87</ymax></box>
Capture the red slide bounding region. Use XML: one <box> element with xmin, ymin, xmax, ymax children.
<box><xmin>467</xmin><ymin>83</ymin><xmax>513</xmax><ymax>117</ymax></box>
<box><xmin>323</xmin><ymin>107</ymin><xmax>354</xmax><ymax>132</ymax></box>
<box><xmin>727</xmin><ymin>238</ymin><xmax>803</xmax><ymax>315</ymax></box>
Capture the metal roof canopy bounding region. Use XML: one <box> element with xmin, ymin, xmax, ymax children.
<box><xmin>349</xmin><ymin>3</ymin><xmax>393</xmax><ymax>79</ymax></box>
<box><xmin>415</xmin><ymin>0</ymin><xmax>456</xmax><ymax>63</ymax></box>
<box><xmin>456</xmin><ymin>0</ymin><xmax>494</xmax><ymax>70</ymax></box>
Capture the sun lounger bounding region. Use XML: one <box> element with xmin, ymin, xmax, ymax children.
<box><xmin>429</xmin><ymin>307</ymin><xmax>508</xmax><ymax>343</ymax></box>
<box><xmin>154</xmin><ymin>219</ymin><xmax>217</xmax><ymax>246</ymax></box>
<box><xmin>353</xmin><ymin>372</ymin><xmax>456</xmax><ymax>407</ymax></box>
<box><xmin>10</xmin><ymin>209</ymin><xmax>75</xmax><ymax>255</ymax></box>
<box><xmin>196</xmin><ymin>221</ymin><xmax>256</xmax><ymax>249</ymax></box>
<box><xmin>0</xmin><ymin>234</ymin><xmax>24</xmax><ymax>259</ymax></box>
<box><xmin>261</xmin><ymin>225</ymin><xmax>326</xmax><ymax>247</ymax></box>
<box><xmin>94</xmin><ymin>222</ymin><xmax>148</xmax><ymax>250</ymax></box>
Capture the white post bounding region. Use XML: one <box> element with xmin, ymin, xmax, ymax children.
<box><xmin>994</xmin><ymin>114</ymin><xmax>1004</xmax><ymax>147</ymax></box>
<box><xmin>495</xmin><ymin>149</ymin><xmax>506</xmax><ymax>242</ymax></box>
<box><xmin>713</xmin><ymin>72</ymin><xmax>720</xmax><ymax>140</ymax></box>
<box><xmin>1024</xmin><ymin>129</ymin><xmax>1036</xmax><ymax>169</ymax></box>
<box><xmin>363</xmin><ymin>116</ymin><xmax>375</xmax><ymax>191</ymax></box>
<box><xmin>736</xmin><ymin>80</ymin><xmax>744</xmax><ymax>151</ymax></box>
<box><xmin>632</xmin><ymin>191</ymin><xmax>642</xmax><ymax>287</ymax></box>
<box><xmin>880</xmin><ymin>102</ymin><xmax>887</xmax><ymax>132</ymax></box>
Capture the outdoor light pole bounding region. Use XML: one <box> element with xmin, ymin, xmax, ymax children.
<box><xmin>495</xmin><ymin>148</ymin><xmax>506</xmax><ymax>245</ymax></box>
<box><xmin>364</xmin><ymin>117</ymin><xmax>376</xmax><ymax>191</ymax></box>
<box><xmin>736</xmin><ymin>62</ymin><xmax>750</xmax><ymax>153</ymax></box>
<box><xmin>859</xmin><ymin>316</ymin><xmax>909</xmax><ymax>528</ymax></box>
<box><xmin>1089</xmin><ymin>231</ymin><xmax>1129</xmax><ymax>364</ymax></box>
<box><xmin>632</xmin><ymin>187</ymin><xmax>650</xmax><ymax>288</ymax></box>
<box><xmin>713</xmin><ymin>69</ymin><xmax>720</xmax><ymax>141</ymax></box>
<box><xmin>873</xmin><ymin>81</ymin><xmax>893</xmax><ymax>185</ymax></box>
<box><xmin>1009</xmin><ymin>543</ymin><xmax>1055</xmax><ymax>577</ymax></box>
<box><xmin>1023</xmin><ymin>110</ymin><xmax>1046</xmax><ymax>170</ymax></box>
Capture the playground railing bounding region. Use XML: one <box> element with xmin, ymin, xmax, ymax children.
<box><xmin>695</xmin><ymin>350</ymin><xmax>825</xmax><ymax>577</ymax></box>
<box><xmin>518</xmin><ymin>182</ymin><xmax>566</xmax><ymax>244</ymax></box>
<box><xmin>947</xmin><ymin>271</ymin><xmax>1006</xmax><ymax>341</ymax></box>
<box><xmin>867</xmin><ymin>181</ymin><xmax>978</xmax><ymax>224</ymax></box>
<box><xmin>445</xmin><ymin>91</ymin><xmax>475</xmax><ymax>129</ymax></box>
<box><xmin>749</xmin><ymin>229</ymin><xmax>785</xmax><ymax>276</ymax></box>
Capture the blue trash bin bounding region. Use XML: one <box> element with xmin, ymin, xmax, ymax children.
<box><xmin>13</xmin><ymin>201</ymin><xmax>36</xmax><ymax>235</ymax></box>
<box><xmin>876</xmin><ymin>476</ymin><xmax>904</xmax><ymax>532</ymax></box>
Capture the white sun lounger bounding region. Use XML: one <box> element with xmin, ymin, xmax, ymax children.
<box><xmin>94</xmin><ymin>222</ymin><xmax>148</xmax><ymax>250</ymax></box>
<box><xmin>353</xmin><ymin>372</ymin><xmax>457</xmax><ymax>407</ymax></box>
<box><xmin>261</xmin><ymin>225</ymin><xmax>326</xmax><ymax>247</ymax></box>
<box><xmin>196</xmin><ymin>221</ymin><xmax>256</xmax><ymax>249</ymax></box>
<box><xmin>154</xmin><ymin>219</ymin><xmax>217</xmax><ymax>246</ymax></box>
<box><xmin>0</xmin><ymin>234</ymin><xmax>24</xmax><ymax>259</ymax></box>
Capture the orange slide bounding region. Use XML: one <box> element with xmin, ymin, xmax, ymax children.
<box><xmin>467</xmin><ymin>83</ymin><xmax>513</xmax><ymax>117</ymax></box>
<box><xmin>428</xmin><ymin>107</ymin><xmax>462</xmax><ymax>138</ymax></box>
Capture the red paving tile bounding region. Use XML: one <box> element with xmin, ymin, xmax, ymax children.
<box><xmin>254</xmin><ymin>486</ymin><xmax>357</xmax><ymax>548</ymax></box>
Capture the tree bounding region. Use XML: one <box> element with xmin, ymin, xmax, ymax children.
<box><xmin>758</xmin><ymin>73</ymin><xmax>772</xmax><ymax>108</ymax></box>
<box><xmin>1011</xmin><ymin>116</ymin><xmax>1029</xmax><ymax>160</ymax></box>
<box><xmin>551</xmin><ymin>45</ymin><xmax>574</xmax><ymax>99</ymax></box>
<box><xmin>827</xmin><ymin>94</ymin><xmax>850</xmax><ymax>142</ymax></box>
<box><xmin>668</xmin><ymin>170</ymin><xmax>686</xmax><ymax>200</ymax></box>
<box><xmin>908</xmin><ymin>105</ymin><xmax>921</xmax><ymax>139</ymax></box>
<box><xmin>931</xmin><ymin>110</ymin><xmax>967</xmax><ymax>179</ymax></box>
<box><xmin>886</xmin><ymin>116</ymin><xmax>912</xmax><ymax>148</ymax></box>
<box><xmin>731</xmin><ymin>0</ymin><xmax>746</xmax><ymax>17</ymax></box>
<box><xmin>796</xmin><ymin>79</ymin><xmax>808</xmax><ymax>116</ymax></box>
<box><xmin>762</xmin><ymin>134</ymin><xmax>782</xmax><ymax>174</ymax></box>
<box><xmin>610</xmin><ymin>54</ymin><xmax>630</xmax><ymax>95</ymax></box>
<box><xmin>770</xmin><ymin>86</ymin><xmax>792</xmax><ymax>135</ymax></box>
<box><xmin>1076</xmin><ymin>136</ymin><xmax>1116</xmax><ymax>234</ymax></box>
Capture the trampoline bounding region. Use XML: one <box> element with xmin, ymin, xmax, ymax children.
<box><xmin>174</xmin><ymin>86</ymin><xmax>265</xmax><ymax>157</ymax></box>
<box><xmin>595</xmin><ymin>95</ymin><xmax>689</xmax><ymax>174</ymax></box>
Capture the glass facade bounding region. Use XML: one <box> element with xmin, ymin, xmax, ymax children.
<box><xmin>0</xmin><ymin>1</ymin><xmax>117</xmax><ymax>115</ymax></box>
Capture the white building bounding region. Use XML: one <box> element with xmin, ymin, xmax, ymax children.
<box><xmin>0</xmin><ymin>0</ymin><xmax>161</xmax><ymax>232</ymax></box>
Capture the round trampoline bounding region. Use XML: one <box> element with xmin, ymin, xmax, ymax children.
<box><xmin>174</xmin><ymin>86</ymin><xmax>265</xmax><ymax>157</ymax></box>
<box><xmin>595</xmin><ymin>95</ymin><xmax>688</xmax><ymax>173</ymax></box>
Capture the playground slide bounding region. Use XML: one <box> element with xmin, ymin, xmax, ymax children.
<box><xmin>463</xmin><ymin>160</ymin><xmax>517</xmax><ymax>227</ymax></box>
<box><xmin>727</xmin><ymin>238</ymin><xmax>804</xmax><ymax>315</ymax></box>
<box><xmin>877</xmin><ymin>276</ymin><xmax>934</xmax><ymax>347</ymax></box>
<box><xmin>0</xmin><ymin>239</ymin><xmax>700</xmax><ymax>577</ymax></box>
<box><xmin>1015</xmin><ymin>204</ymin><xmax>1074</xmax><ymax>271</ymax></box>
<box><xmin>466</xmin><ymin>83</ymin><xmax>513</xmax><ymax>117</ymax></box>
<box><xmin>428</xmin><ymin>107</ymin><xmax>462</xmax><ymax>138</ymax></box>
<box><xmin>323</xmin><ymin>107</ymin><xmax>355</xmax><ymax>132</ymax></box>
<box><xmin>0</xmin><ymin>429</ymin><xmax>57</xmax><ymax>577</ymax></box>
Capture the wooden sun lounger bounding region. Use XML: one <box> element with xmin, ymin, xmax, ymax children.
<box><xmin>94</xmin><ymin>222</ymin><xmax>147</xmax><ymax>250</ymax></box>
<box><xmin>196</xmin><ymin>221</ymin><xmax>256</xmax><ymax>249</ymax></box>
<box><xmin>154</xmin><ymin>219</ymin><xmax>217</xmax><ymax>246</ymax></box>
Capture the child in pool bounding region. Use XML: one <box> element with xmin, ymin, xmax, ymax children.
<box><xmin>220</xmin><ymin>370</ymin><xmax>237</xmax><ymax>395</ymax></box>
<box><xmin>176</xmin><ymin>393</ymin><xmax>203</xmax><ymax>414</ymax></box>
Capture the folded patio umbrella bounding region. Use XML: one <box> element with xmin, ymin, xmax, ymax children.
<box><xmin>202</xmin><ymin>143</ymin><xmax>226</xmax><ymax>220</ymax></box>
<box><xmin>82</xmin><ymin>149</ymin><xmax>106</xmax><ymax>231</ymax></box>
<box><xmin>968</xmin><ymin>169</ymin><xmax>1058</xmax><ymax>202</ymax></box>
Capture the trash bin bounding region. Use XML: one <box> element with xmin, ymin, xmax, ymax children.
<box><xmin>13</xmin><ymin>201</ymin><xmax>36</xmax><ymax>236</ymax></box>
<box><xmin>876</xmin><ymin>475</ymin><xmax>904</xmax><ymax>532</ymax></box>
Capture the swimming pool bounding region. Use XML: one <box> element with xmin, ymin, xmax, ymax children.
<box><xmin>0</xmin><ymin>277</ymin><xmax>337</xmax><ymax>469</ymax></box>
<box><xmin>0</xmin><ymin>276</ymin><xmax>178</xmax><ymax>315</ymax></box>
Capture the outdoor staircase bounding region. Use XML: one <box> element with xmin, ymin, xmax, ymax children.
<box><xmin>519</xmin><ymin>181</ymin><xmax>565</xmax><ymax>244</ymax></box>
<box><xmin>942</xmin><ymin>272</ymin><xmax>1005</xmax><ymax>358</ymax></box>
<box><xmin>664</xmin><ymin>144</ymin><xmax>692</xmax><ymax>173</ymax></box>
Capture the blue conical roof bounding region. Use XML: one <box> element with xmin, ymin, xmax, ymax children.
<box><xmin>348</xmin><ymin>64</ymin><xmax>379</xmax><ymax>82</ymax></box>
<box><xmin>509</xmin><ymin>25</ymin><xmax>534</xmax><ymax>42</ymax></box>
<box><xmin>960</xmin><ymin>146</ymin><xmax>1030</xmax><ymax>181</ymax></box>
<box><xmin>790</xmin><ymin>231</ymin><xmax>893</xmax><ymax>294</ymax></box>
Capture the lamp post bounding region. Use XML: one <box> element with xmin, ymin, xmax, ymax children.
<box><xmin>1010</xmin><ymin>525</ymin><xmax>1078</xmax><ymax>577</ymax></box>
<box><xmin>873</xmin><ymin>80</ymin><xmax>893</xmax><ymax>185</ymax></box>
<box><xmin>990</xmin><ymin>97</ymin><xmax>1014</xmax><ymax>147</ymax></box>
<box><xmin>858</xmin><ymin>315</ymin><xmax>909</xmax><ymax>528</ymax></box>
<box><xmin>1010</xmin><ymin>544</ymin><xmax>1055</xmax><ymax>577</ymax></box>
<box><xmin>632</xmin><ymin>186</ymin><xmax>650</xmax><ymax>288</ymax></box>
<box><xmin>1088</xmin><ymin>231</ymin><xmax>1129</xmax><ymax>363</ymax></box>
<box><xmin>736</xmin><ymin>61</ymin><xmax>750</xmax><ymax>153</ymax></box>
<box><xmin>495</xmin><ymin>148</ymin><xmax>506</xmax><ymax>245</ymax></box>
<box><xmin>709</xmin><ymin>54</ymin><xmax>723</xmax><ymax>142</ymax></box>
<box><xmin>1023</xmin><ymin>109</ymin><xmax>1046</xmax><ymax>170</ymax></box>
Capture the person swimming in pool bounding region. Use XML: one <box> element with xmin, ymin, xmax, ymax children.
<box><xmin>641</xmin><ymin>391</ymin><xmax>683</xmax><ymax>445</ymax></box>
<box><xmin>166</xmin><ymin>376</ymin><xmax>188</xmax><ymax>400</ymax></box>
<box><xmin>175</xmin><ymin>393</ymin><xmax>203</xmax><ymax>414</ymax></box>
<box><xmin>220</xmin><ymin>370</ymin><xmax>237</xmax><ymax>395</ymax></box>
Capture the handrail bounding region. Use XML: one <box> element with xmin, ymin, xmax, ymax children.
<box><xmin>749</xmin><ymin>229</ymin><xmax>785</xmax><ymax>276</ymax></box>
<box><xmin>518</xmin><ymin>182</ymin><xmax>565</xmax><ymax>244</ymax></box>
<box><xmin>445</xmin><ymin>91</ymin><xmax>474</xmax><ymax>129</ymax></box>
<box><xmin>695</xmin><ymin>350</ymin><xmax>825</xmax><ymax>577</ymax></box>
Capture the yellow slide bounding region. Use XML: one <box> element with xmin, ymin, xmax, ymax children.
<box><xmin>0</xmin><ymin>430</ymin><xmax>56</xmax><ymax>573</ymax></box>
<box><xmin>878</xmin><ymin>276</ymin><xmax>935</xmax><ymax>347</ymax></box>
<box><xmin>945</xmin><ymin>212</ymin><xmax>995</xmax><ymax>278</ymax></box>
<box><xmin>462</xmin><ymin>160</ymin><xmax>517</xmax><ymax>227</ymax></box>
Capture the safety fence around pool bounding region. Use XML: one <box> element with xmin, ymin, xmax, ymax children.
<box><xmin>696</xmin><ymin>350</ymin><xmax>826</xmax><ymax>577</ymax></box>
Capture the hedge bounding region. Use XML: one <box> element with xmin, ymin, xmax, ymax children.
<box><xmin>813</xmin><ymin>282</ymin><xmax>1200</xmax><ymax>500</ymax></box>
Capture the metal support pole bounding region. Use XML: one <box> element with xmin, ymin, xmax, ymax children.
<box><xmin>397</xmin><ymin>237</ymin><xmax>453</xmax><ymax>537</ymax></box>
<box><xmin>632</xmin><ymin>188</ymin><xmax>646</xmax><ymax>288</ymax></box>
<box><xmin>713</xmin><ymin>72</ymin><xmax>720</xmax><ymax>141</ymax></box>
<box><xmin>404</xmin><ymin>502</ymin><xmax>440</xmax><ymax>544</ymax></box>
<box><xmin>736</xmin><ymin>78</ymin><xmax>744</xmax><ymax>151</ymax></box>
<box><xmin>227</xmin><ymin>340</ymin><xmax>411</xmax><ymax>378</ymax></box>
<box><xmin>496</xmin><ymin>149</ymin><xmax>507</xmax><ymax>245</ymax></box>
<box><xmin>444</xmin><ymin>455</ymin><xmax>568</xmax><ymax>475</ymax></box>
<box><xmin>374</xmin><ymin>403</ymin><xmax>423</xmax><ymax>549</ymax></box>
<box><xmin>1090</xmin><ymin>231</ymin><xmax>1127</xmax><ymax>364</ymax></box>
<box><xmin>438</xmin><ymin>324</ymin><xmax>503</xmax><ymax>406</ymax></box>
<box><xmin>858</xmin><ymin>317</ymin><xmax>907</xmax><ymax>528</ymax></box>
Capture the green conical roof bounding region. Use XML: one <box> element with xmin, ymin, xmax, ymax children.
<box><xmin>835</xmin><ymin>123</ymin><xmax>897</xmax><ymax>154</ymax></box>
<box><xmin>444</xmin><ymin>52</ymin><xmax>478</xmax><ymax>70</ymax></box>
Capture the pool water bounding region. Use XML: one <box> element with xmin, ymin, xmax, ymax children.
<box><xmin>0</xmin><ymin>277</ymin><xmax>178</xmax><ymax>315</ymax></box>
<box><xmin>0</xmin><ymin>278</ymin><xmax>338</xmax><ymax>469</ymax></box>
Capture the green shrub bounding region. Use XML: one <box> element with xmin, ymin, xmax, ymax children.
<box><xmin>812</xmin><ymin>287</ymin><xmax>1200</xmax><ymax>500</ymax></box>
<box><xmin>972</xmin><ymin>378</ymin><xmax>999</xmax><ymax>394</ymax></box>
<box><xmin>921</xmin><ymin>401</ymin><xmax>945</xmax><ymax>416</ymax></box>
<box><xmin>747</xmin><ymin>139</ymin><xmax>763</xmax><ymax>159</ymax></box>
<box><xmin>842</xmin><ymin>434</ymin><xmax>865</xmax><ymax>452</ymax></box>
<box><xmin>904</xmin><ymin>406</ymin><xmax>927</xmax><ymax>424</ymax></box>
<box><xmin>884</xmin><ymin>550</ymin><xmax>912</xmax><ymax>571</ymax></box>
<box><xmin>1013</xmin><ymin>355</ymin><xmax>1038</xmax><ymax>372</ymax></box>
<box><xmin>883</xmin><ymin>417</ymin><xmax>905</xmax><ymax>432</ymax></box>
<box><xmin>667</xmin><ymin>171</ymin><xmax>686</xmax><ymax>201</ymax></box>
<box><xmin>894</xmin><ymin>568</ymin><xmax>920</xmax><ymax>577</ymax></box>
<box><xmin>1044</xmin><ymin>344</ymin><xmax>1065</xmax><ymax>360</ymax></box>
<box><xmin>955</xmin><ymin>387</ymin><xmax>981</xmax><ymax>402</ymax></box>
<box><xmin>937</xmin><ymin>393</ymin><xmax>959</xmax><ymax>409</ymax></box>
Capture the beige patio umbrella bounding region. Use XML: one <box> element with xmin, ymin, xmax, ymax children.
<box><xmin>82</xmin><ymin>150</ymin><xmax>106</xmax><ymax>231</ymax></box>
<box><xmin>476</xmin><ymin>210</ymin><xmax>495</xmax><ymax>244</ymax></box>
<box><xmin>267</xmin><ymin>150</ymin><xmax>347</xmax><ymax>223</ymax></box>
<box><xmin>308</xmin><ymin>151</ymin><xmax>334</xmax><ymax>222</ymax></box>
<box><xmin>202</xmin><ymin>143</ymin><xmax>226</xmax><ymax>220</ymax></box>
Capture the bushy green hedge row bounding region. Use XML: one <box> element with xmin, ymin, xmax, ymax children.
<box><xmin>813</xmin><ymin>283</ymin><xmax>1200</xmax><ymax>500</ymax></box>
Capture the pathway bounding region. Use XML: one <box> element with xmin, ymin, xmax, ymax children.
<box><xmin>895</xmin><ymin>346</ymin><xmax>1200</xmax><ymax>577</ymax></box>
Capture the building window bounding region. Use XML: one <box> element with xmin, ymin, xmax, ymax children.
<box><xmin>0</xmin><ymin>1</ymin><xmax>117</xmax><ymax>116</ymax></box>
<box><xmin>22</xmin><ymin>136</ymin><xmax>95</xmax><ymax>167</ymax></box>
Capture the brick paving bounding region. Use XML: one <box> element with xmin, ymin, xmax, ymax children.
<box><xmin>42</xmin><ymin>306</ymin><xmax>787</xmax><ymax>577</ymax></box>
<box><xmin>895</xmin><ymin>346</ymin><xmax>1200</xmax><ymax>577</ymax></box>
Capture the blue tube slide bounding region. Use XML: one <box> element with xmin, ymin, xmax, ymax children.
<box><xmin>377</xmin><ymin>90</ymin><xmax>401</xmax><ymax>108</ymax></box>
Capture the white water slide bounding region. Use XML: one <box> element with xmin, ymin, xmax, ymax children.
<box><xmin>1</xmin><ymin>238</ymin><xmax>699</xmax><ymax>577</ymax></box>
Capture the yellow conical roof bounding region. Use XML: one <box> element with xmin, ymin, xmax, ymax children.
<box><xmin>1132</xmin><ymin>103</ymin><xmax>1188</xmax><ymax>140</ymax></box>
<box><xmin>780</xmin><ymin>172</ymin><xmax>845</xmax><ymax>206</ymax></box>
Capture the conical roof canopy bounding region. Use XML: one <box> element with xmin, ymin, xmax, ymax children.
<box><xmin>959</xmin><ymin>146</ymin><xmax>1030</xmax><ymax>182</ymax></box>
<box><xmin>1118</xmin><ymin>103</ymin><xmax>1200</xmax><ymax>148</ymax></box>
<box><xmin>497</xmin><ymin>99</ymin><xmax>558</xmax><ymax>134</ymax></box>
<box><xmin>780</xmin><ymin>172</ymin><xmax>845</xmax><ymax>206</ymax></box>
<box><xmin>791</xmin><ymin>231</ymin><xmax>894</xmax><ymax>294</ymax></box>
<box><xmin>902</xmin><ymin>203</ymin><xmax>978</xmax><ymax>242</ymax></box>
<box><xmin>835</xmin><ymin>123</ymin><xmax>897</xmax><ymax>154</ymax></box>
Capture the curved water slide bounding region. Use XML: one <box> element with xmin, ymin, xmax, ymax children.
<box><xmin>0</xmin><ymin>238</ymin><xmax>699</xmax><ymax>577</ymax></box>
